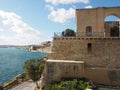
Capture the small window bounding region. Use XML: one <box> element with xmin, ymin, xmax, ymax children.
<box><xmin>86</xmin><ymin>26</ymin><xmax>92</xmax><ymax>36</ymax></box>
<box><xmin>88</xmin><ymin>43</ymin><xmax>92</xmax><ymax>53</ymax></box>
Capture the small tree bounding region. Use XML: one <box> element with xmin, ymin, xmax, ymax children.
<box><xmin>62</xmin><ymin>29</ymin><xmax>76</xmax><ymax>37</ymax></box>
<box><xmin>23</xmin><ymin>58</ymin><xmax>45</xmax><ymax>89</ymax></box>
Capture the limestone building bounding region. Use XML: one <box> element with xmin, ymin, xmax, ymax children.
<box><xmin>44</xmin><ymin>7</ymin><xmax>120</xmax><ymax>86</ymax></box>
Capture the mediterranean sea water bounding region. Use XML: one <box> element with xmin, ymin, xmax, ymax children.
<box><xmin>0</xmin><ymin>47</ymin><xmax>48</xmax><ymax>85</ymax></box>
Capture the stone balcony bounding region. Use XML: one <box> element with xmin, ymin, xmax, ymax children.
<box><xmin>53</xmin><ymin>32</ymin><xmax>120</xmax><ymax>40</ymax></box>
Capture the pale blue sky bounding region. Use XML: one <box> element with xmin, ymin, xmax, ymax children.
<box><xmin>0</xmin><ymin>0</ymin><xmax>120</xmax><ymax>45</ymax></box>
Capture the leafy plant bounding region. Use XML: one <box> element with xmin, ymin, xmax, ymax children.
<box><xmin>62</xmin><ymin>29</ymin><xmax>76</xmax><ymax>37</ymax></box>
<box><xmin>23</xmin><ymin>57</ymin><xmax>46</xmax><ymax>89</ymax></box>
<box><xmin>76</xmin><ymin>80</ymin><xmax>88</xmax><ymax>90</ymax></box>
<box><xmin>43</xmin><ymin>79</ymin><xmax>90</xmax><ymax>90</ymax></box>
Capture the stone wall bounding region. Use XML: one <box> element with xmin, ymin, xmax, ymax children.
<box><xmin>48</xmin><ymin>37</ymin><xmax>120</xmax><ymax>86</ymax></box>
<box><xmin>44</xmin><ymin>60</ymin><xmax>120</xmax><ymax>86</ymax></box>
<box><xmin>49</xmin><ymin>37</ymin><xmax>120</xmax><ymax>69</ymax></box>
<box><xmin>44</xmin><ymin>60</ymin><xmax>84</xmax><ymax>85</ymax></box>
<box><xmin>84</xmin><ymin>68</ymin><xmax>120</xmax><ymax>86</ymax></box>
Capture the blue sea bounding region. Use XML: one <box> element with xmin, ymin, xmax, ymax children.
<box><xmin>0</xmin><ymin>47</ymin><xmax>48</xmax><ymax>85</ymax></box>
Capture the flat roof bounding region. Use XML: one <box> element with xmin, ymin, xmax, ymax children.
<box><xmin>47</xmin><ymin>59</ymin><xmax>84</xmax><ymax>63</ymax></box>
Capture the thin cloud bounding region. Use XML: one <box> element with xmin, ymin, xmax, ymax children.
<box><xmin>48</xmin><ymin>8</ymin><xmax>75</xmax><ymax>23</ymax></box>
<box><xmin>45</xmin><ymin>0</ymin><xmax>89</xmax><ymax>5</ymax></box>
<box><xmin>46</xmin><ymin>4</ymin><xmax>54</xmax><ymax>11</ymax></box>
<box><xmin>0</xmin><ymin>10</ymin><xmax>41</xmax><ymax>45</ymax></box>
<box><xmin>0</xmin><ymin>29</ymin><xmax>3</xmax><ymax>31</ymax></box>
<box><xmin>85</xmin><ymin>5</ymin><xmax>93</xmax><ymax>8</ymax></box>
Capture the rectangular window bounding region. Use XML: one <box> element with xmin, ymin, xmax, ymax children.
<box><xmin>88</xmin><ymin>43</ymin><xmax>92</xmax><ymax>53</ymax></box>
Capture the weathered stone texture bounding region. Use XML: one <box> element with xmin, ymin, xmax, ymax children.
<box><xmin>76</xmin><ymin>7</ymin><xmax>120</xmax><ymax>37</ymax></box>
<box><xmin>47</xmin><ymin>7</ymin><xmax>120</xmax><ymax>86</ymax></box>
<box><xmin>44</xmin><ymin>60</ymin><xmax>84</xmax><ymax>84</ymax></box>
<box><xmin>48</xmin><ymin>38</ymin><xmax>120</xmax><ymax>86</ymax></box>
<box><xmin>44</xmin><ymin>60</ymin><xmax>120</xmax><ymax>86</ymax></box>
<box><xmin>50</xmin><ymin>38</ymin><xmax>120</xmax><ymax>68</ymax></box>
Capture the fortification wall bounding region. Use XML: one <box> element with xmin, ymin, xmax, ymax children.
<box><xmin>47</xmin><ymin>7</ymin><xmax>120</xmax><ymax>86</ymax></box>
<box><xmin>44</xmin><ymin>60</ymin><xmax>84</xmax><ymax>84</ymax></box>
<box><xmin>44</xmin><ymin>60</ymin><xmax>120</xmax><ymax>86</ymax></box>
<box><xmin>49</xmin><ymin>37</ymin><xmax>120</xmax><ymax>69</ymax></box>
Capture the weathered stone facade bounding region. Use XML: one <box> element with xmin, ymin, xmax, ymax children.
<box><xmin>76</xmin><ymin>7</ymin><xmax>120</xmax><ymax>37</ymax></box>
<box><xmin>50</xmin><ymin>37</ymin><xmax>120</xmax><ymax>69</ymax></box>
<box><xmin>44</xmin><ymin>60</ymin><xmax>84</xmax><ymax>84</ymax></box>
<box><xmin>44</xmin><ymin>60</ymin><xmax>120</xmax><ymax>86</ymax></box>
<box><xmin>45</xmin><ymin>7</ymin><xmax>120</xmax><ymax>86</ymax></box>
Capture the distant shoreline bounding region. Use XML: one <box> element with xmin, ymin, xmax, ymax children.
<box><xmin>0</xmin><ymin>45</ymin><xmax>29</xmax><ymax>49</ymax></box>
<box><xmin>29</xmin><ymin>47</ymin><xmax>51</xmax><ymax>54</ymax></box>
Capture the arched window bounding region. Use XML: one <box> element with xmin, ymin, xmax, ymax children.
<box><xmin>86</xmin><ymin>26</ymin><xmax>92</xmax><ymax>36</ymax></box>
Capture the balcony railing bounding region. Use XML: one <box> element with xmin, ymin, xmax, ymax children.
<box><xmin>77</xmin><ymin>32</ymin><xmax>104</xmax><ymax>37</ymax></box>
<box><xmin>54</xmin><ymin>32</ymin><xmax>120</xmax><ymax>38</ymax></box>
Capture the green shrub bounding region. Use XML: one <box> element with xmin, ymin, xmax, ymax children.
<box><xmin>62</xmin><ymin>29</ymin><xmax>76</xmax><ymax>37</ymax></box>
<box><xmin>44</xmin><ymin>79</ymin><xmax>90</xmax><ymax>90</ymax></box>
<box><xmin>23</xmin><ymin>57</ymin><xmax>46</xmax><ymax>89</ymax></box>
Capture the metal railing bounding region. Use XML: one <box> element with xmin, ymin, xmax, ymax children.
<box><xmin>54</xmin><ymin>32</ymin><xmax>63</xmax><ymax>37</ymax></box>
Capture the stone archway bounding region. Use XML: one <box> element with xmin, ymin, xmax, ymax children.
<box><xmin>76</xmin><ymin>7</ymin><xmax>120</xmax><ymax>37</ymax></box>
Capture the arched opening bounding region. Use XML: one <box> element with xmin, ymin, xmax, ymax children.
<box><xmin>104</xmin><ymin>15</ymin><xmax>120</xmax><ymax>37</ymax></box>
<box><xmin>86</xmin><ymin>26</ymin><xmax>92</xmax><ymax>36</ymax></box>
